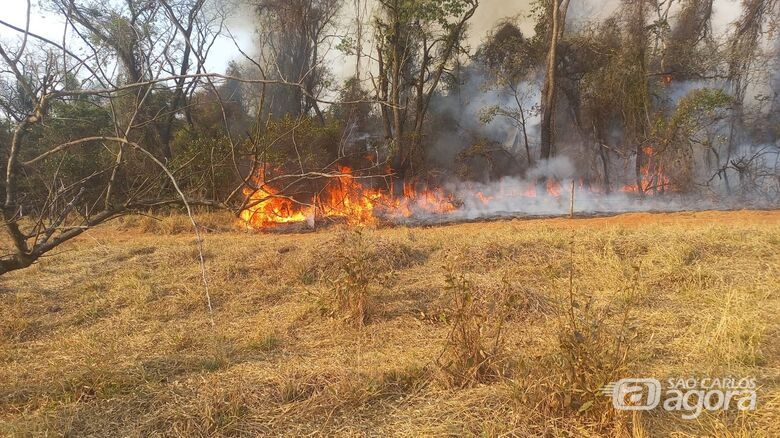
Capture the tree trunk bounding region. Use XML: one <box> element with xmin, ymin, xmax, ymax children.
<box><xmin>377</xmin><ymin>45</ymin><xmax>393</xmax><ymax>140</ymax></box>
<box><xmin>539</xmin><ymin>0</ymin><xmax>570</xmax><ymax>163</ymax></box>
<box><xmin>390</xmin><ymin>16</ymin><xmax>405</xmax><ymax>195</ymax></box>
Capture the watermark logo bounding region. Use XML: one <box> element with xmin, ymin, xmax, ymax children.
<box><xmin>603</xmin><ymin>378</ymin><xmax>662</xmax><ymax>411</ymax></box>
<box><xmin>603</xmin><ymin>377</ymin><xmax>757</xmax><ymax>419</ymax></box>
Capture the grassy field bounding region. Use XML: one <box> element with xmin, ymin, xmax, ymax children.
<box><xmin>1</xmin><ymin>210</ymin><xmax>778</xmax><ymax>436</ymax></box>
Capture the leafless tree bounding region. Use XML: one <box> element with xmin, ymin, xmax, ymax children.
<box><xmin>0</xmin><ymin>1</ymin><xmax>361</xmax><ymax>275</ymax></box>
<box><xmin>724</xmin><ymin>0</ymin><xmax>779</xmax><ymax>193</ymax></box>
<box><xmin>254</xmin><ymin>0</ymin><xmax>342</xmax><ymax>122</ymax></box>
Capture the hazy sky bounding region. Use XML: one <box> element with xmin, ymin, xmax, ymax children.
<box><xmin>1</xmin><ymin>0</ymin><xmax>742</xmax><ymax>81</ymax></box>
<box><xmin>0</xmin><ymin>0</ymin><xmax>252</xmax><ymax>73</ymax></box>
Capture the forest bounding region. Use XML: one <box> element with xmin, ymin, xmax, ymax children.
<box><xmin>1</xmin><ymin>0</ymin><xmax>779</xmax><ymax>271</ymax></box>
<box><xmin>1</xmin><ymin>0</ymin><xmax>779</xmax><ymax>273</ymax></box>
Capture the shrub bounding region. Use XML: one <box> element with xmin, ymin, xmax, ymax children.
<box><xmin>436</xmin><ymin>259</ymin><xmax>513</xmax><ymax>388</ymax></box>
<box><xmin>551</xmin><ymin>264</ymin><xmax>641</xmax><ymax>425</ymax></box>
<box><xmin>325</xmin><ymin>230</ymin><xmax>388</xmax><ymax>326</ymax></box>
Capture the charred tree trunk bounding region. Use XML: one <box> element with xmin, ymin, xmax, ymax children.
<box><xmin>520</xmin><ymin>119</ymin><xmax>532</xmax><ymax>166</ymax></box>
<box><xmin>629</xmin><ymin>0</ymin><xmax>651</xmax><ymax>196</ymax></box>
<box><xmin>410</xmin><ymin>36</ymin><xmax>431</xmax><ymax>178</ymax></box>
<box><xmin>599</xmin><ymin>145</ymin><xmax>611</xmax><ymax>194</ymax></box>
<box><xmin>377</xmin><ymin>46</ymin><xmax>393</xmax><ymax>141</ymax></box>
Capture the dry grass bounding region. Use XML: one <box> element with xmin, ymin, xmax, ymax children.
<box><xmin>0</xmin><ymin>210</ymin><xmax>778</xmax><ymax>436</ymax></box>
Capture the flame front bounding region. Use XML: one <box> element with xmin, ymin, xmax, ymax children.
<box><xmin>239</xmin><ymin>169</ymin><xmax>310</xmax><ymax>227</ymax></box>
<box><xmin>240</xmin><ymin>166</ymin><xmax>457</xmax><ymax>228</ymax></box>
<box><xmin>240</xmin><ymin>158</ymin><xmax>674</xmax><ymax>229</ymax></box>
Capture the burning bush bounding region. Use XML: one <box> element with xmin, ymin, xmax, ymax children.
<box><xmin>239</xmin><ymin>165</ymin><xmax>458</xmax><ymax>229</ymax></box>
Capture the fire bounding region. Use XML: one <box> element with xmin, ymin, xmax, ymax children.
<box><xmin>241</xmin><ymin>156</ymin><xmax>675</xmax><ymax>229</ymax></box>
<box><xmin>546</xmin><ymin>180</ymin><xmax>561</xmax><ymax>197</ymax></box>
<box><xmin>239</xmin><ymin>169</ymin><xmax>309</xmax><ymax>227</ymax></box>
<box><xmin>240</xmin><ymin>166</ymin><xmax>457</xmax><ymax>228</ymax></box>
<box><xmin>621</xmin><ymin>146</ymin><xmax>673</xmax><ymax>194</ymax></box>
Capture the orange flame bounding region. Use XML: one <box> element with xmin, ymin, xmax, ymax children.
<box><xmin>239</xmin><ymin>169</ymin><xmax>309</xmax><ymax>227</ymax></box>
<box><xmin>546</xmin><ymin>180</ymin><xmax>561</xmax><ymax>197</ymax></box>
<box><xmin>240</xmin><ymin>166</ymin><xmax>457</xmax><ymax>228</ymax></box>
<box><xmin>241</xmin><ymin>158</ymin><xmax>674</xmax><ymax>229</ymax></box>
<box><xmin>621</xmin><ymin>146</ymin><xmax>673</xmax><ymax>194</ymax></box>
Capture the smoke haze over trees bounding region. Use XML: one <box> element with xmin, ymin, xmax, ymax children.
<box><xmin>1</xmin><ymin>0</ymin><xmax>779</xmax><ymax>274</ymax></box>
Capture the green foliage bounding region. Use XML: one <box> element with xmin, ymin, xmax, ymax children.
<box><xmin>414</xmin><ymin>0</ymin><xmax>474</xmax><ymax>28</ymax></box>
<box><xmin>329</xmin><ymin>77</ymin><xmax>375</xmax><ymax>126</ymax></box>
<box><xmin>650</xmin><ymin>88</ymin><xmax>732</xmax><ymax>190</ymax></box>
<box><xmin>335</xmin><ymin>36</ymin><xmax>356</xmax><ymax>56</ymax></box>
<box><xmin>656</xmin><ymin>87</ymin><xmax>732</xmax><ymax>152</ymax></box>
<box><xmin>252</xmin><ymin>115</ymin><xmax>343</xmax><ymax>173</ymax></box>
<box><xmin>667</xmin><ymin>88</ymin><xmax>732</xmax><ymax>130</ymax></box>
<box><xmin>375</xmin><ymin>0</ymin><xmax>476</xmax><ymax>71</ymax></box>
<box><xmin>19</xmin><ymin>98</ymin><xmax>114</xmax><ymax>209</ymax></box>
<box><xmin>477</xmin><ymin>105</ymin><xmax>500</xmax><ymax>124</ymax></box>
<box><xmin>479</xmin><ymin>20</ymin><xmax>540</xmax><ymax>85</ymax></box>
<box><xmin>170</xmin><ymin>130</ymin><xmax>236</xmax><ymax>199</ymax></box>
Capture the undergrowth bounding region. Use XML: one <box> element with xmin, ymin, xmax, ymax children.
<box><xmin>324</xmin><ymin>230</ymin><xmax>391</xmax><ymax>326</ymax></box>
<box><xmin>436</xmin><ymin>257</ymin><xmax>514</xmax><ymax>388</ymax></box>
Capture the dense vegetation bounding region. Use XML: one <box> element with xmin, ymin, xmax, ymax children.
<box><xmin>1</xmin><ymin>1</ymin><xmax>779</xmax><ymax>269</ymax></box>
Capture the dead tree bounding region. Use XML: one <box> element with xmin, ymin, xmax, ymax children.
<box><xmin>724</xmin><ymin>0</ymin><xmax>779</xmax><ymax>193</ymax></box>
<box><xmin>0</xmin><ymin>2</ymin><xmax>389</xmax><ymax>276</ymax></box>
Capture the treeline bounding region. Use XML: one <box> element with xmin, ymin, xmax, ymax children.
<box><xmin>0</xmin><ymin>0</ymin><xmax>779</xmax><ymax>273</ymax></box>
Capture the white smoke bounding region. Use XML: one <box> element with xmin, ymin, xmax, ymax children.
<box><xmin>525</xmin><ymin>156</ymin><xmax>575</xmax><ymax>181</ymax></box>
<box><xmin>393</xmin><ymin>155</ymin><xmax>776</xmax><ymax>225</ymax></box>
